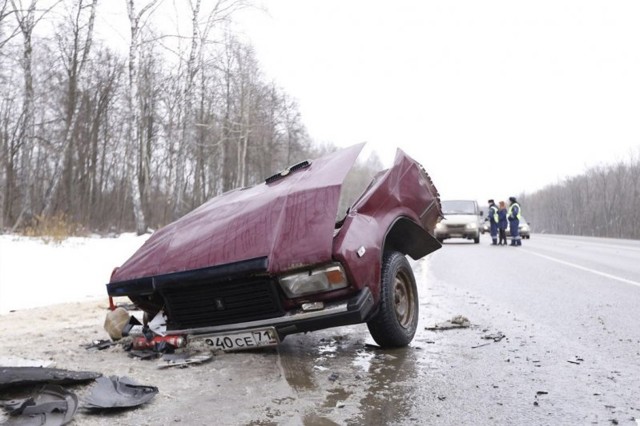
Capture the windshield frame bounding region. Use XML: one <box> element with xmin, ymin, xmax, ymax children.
<box><xmin>441</xmin><ymin>200</ymin><xmax>478</xmax><ymax>215</ymax></box>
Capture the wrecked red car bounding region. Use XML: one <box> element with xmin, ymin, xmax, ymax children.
<box><xmin>107</xmin><ymin>144</ymin><xmax>442</xmax><ymax>349</ymax></box>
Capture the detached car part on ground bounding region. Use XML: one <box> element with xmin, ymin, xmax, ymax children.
<box><xmin>107</xmin><ymin>144</ymin><xmax>442</xmax><ymax>349</ymax></box>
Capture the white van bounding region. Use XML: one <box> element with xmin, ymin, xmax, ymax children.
<box><xmin>434</xmin><ymin>200</ymin><xmax>483</xmax><ymax>244</ymax></box>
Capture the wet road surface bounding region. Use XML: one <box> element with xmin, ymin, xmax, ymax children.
<box><xmin>236</xmin><ymin>234</ymin><xmax>640</xmax><ymax>425</ymax></box>
<box><xmin>2</xmin><ymin>234</ymin><xmax>639</xmax><ymax>425</ymax></box>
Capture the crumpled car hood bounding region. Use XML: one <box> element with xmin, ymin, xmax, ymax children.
<box><xmin>111</xmin><ymin>144</ymin><xmax>364</xmax><ymax>282</ymax></box>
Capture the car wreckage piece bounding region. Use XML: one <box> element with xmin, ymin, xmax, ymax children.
<box><xmin>1</xmin><ymin>385</ymin><xmax>78</xmax><ymax>426</ymax></box>
<box><xmin>0</xmin><ymin>367</ymin><xmax>101</xmax><ymax>391</ymax></box>
<box><xmin>107</xmin><ymin>144</ymin><xmax>442</xmax><ymax>349</ymax></box>
<box><xmin>83</xmin><ymin>376</ymin><xmax>158</xmax><ymax>410</ymax></box>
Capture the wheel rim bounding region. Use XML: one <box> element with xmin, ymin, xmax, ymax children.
<box><xmin>393</xmin><ymin>270</ymin><xmax>415</xmax><ymax>329</ymax></box>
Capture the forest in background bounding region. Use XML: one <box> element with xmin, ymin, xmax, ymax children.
<box><xmin>0</xmin><ymin>0</ymin><xmax>353</xmax><ymax>236</ymax></box>
<box><xmin>521</xmin><ymin>153</ymin><xmax>640</xmax><ymax>240</ymax></box>
<box><xmin>3</xmin><ymin>1</ymin><xmax>638</xmax><ymax>241</ymax></box>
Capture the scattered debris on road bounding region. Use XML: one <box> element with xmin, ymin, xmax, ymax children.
<box><xmin>1</xmin><ymin>384</ymin><xmax>78</xmax><ymax>425</ymax></box>
<box><xmin>0</xmin><ymin>367</ymin><xmax>100</xmax><ymax>390</ymax></box>
<box><xmin>482</xmin><ymin>332</ymin><xmax>505</xmax><ymax>342</ymax></box>
<box><xmin>567</xmin><ymin>355</ymin><xmax>586</xmax><ymax>365</ymax></box>
<box><xmin>471</xmin><ymin>342</ymin><xmax>491</xmax><ymax>349</ymax></box>
<box><xmin>83</xmin><ymin>376</ymin><xmax>158</xmax><ymax>410</ymax></box>
<box><xmin>158</xmin><ymin>352</ymin><xmax>213</xmax><ymax>369</ymax></box>
<box><xmin>83</xmin><ymin>339</ymin><xmax>116</xmax><ymax>351</ymax></box>
<box><xmin>425</xmin><ymin>315</ymin><xmax>471</xmax><ymax>331</ymax></box>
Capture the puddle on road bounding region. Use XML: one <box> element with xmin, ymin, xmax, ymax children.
<box><xmin>271</xmin><ymin>333</ymin><xmax>428</xmax><ymax>424</ymax></box>
<box><xmin>353</xmin><ymin>346</ymin><xmax>422</xmax><ymax>425</ymax></box>
<box><xmin>352</xmin><ymin>350</ymin><xmax>376</xmax><ymax>372</ymax></box>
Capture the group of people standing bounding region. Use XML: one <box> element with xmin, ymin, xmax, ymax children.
<box><xmin>486</xmin><ymin>197</ymin><xmax>522</xmax><ymax>246</ymax></box>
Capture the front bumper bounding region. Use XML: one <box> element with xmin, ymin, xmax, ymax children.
<box><xmin>435</xmin><ymin>229</ymin><xmax>479</xmax><ymax>240</ymax></box>
<box><xmin>178</xmin><ymin>287</ymin><xmax>376</xmax><ymax>341</ymax></box>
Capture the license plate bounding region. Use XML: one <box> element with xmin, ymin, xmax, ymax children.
<box><xmin>202</xmin><ymin>328</ymin><xmax>279</xmax><ymax>351</ymax></box>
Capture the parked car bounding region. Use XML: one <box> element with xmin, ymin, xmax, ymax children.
<box><xmin>480</xmin><ymin>221</ymin><xmax>490</xmax><ymax>234</ymax></box>
<box><xmin>106</xmin><ymin>144</ymin><xmax>442</xmax><ymax>349</ymax></box>
<box><xmin>434</xmin><ymin>200</ymin><xmax>483</xmax><ymax>243</ymax></box>
<box><xmin>506</xmin><ymin>217</ymin><xmax>531</xmax><ymax>239</ymax></box>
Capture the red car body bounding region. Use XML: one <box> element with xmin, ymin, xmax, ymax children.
<box><xmin>107</xmin><ymin>144</ymin><xmax>441</xmax><ymax>347</ymax></box>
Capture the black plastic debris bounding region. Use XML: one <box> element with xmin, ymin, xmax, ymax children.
<box><xmin>121</xmin><ymin>316</ymin><xmax>143</xmax><ymax>337</ymax></box>
<box><xmin>0</xmin><ymin>367</ymin><xmax>101</xmax><ymax>391</ymax></box>
<box><xmin>0</xmin><ymin>385</ymin><xmax>78</xmax><ymax>425</ymax></box>
<box><xmin>425</xmin><ymin>315</ymin><xmax>471</xmax><ymax>331</ymax></box>
<box><xmin>83</xmin><ymin>376</ymin><xmax>158</xmax><ymax>410</ymax></box>
<box><xmin>158</xmin><ymin>352</ymin><xmax>213</xmax><ymax>369</ymax></box>
<box><xmin>127</xmin><ymin>350</ymin><xmax>159</xmax><ymax>361</ymax></box>
<box><xmin>482</xmin><ymin>332</ymin><xmax>505</xmax><ymax>343</ymax></box>
<box><xmin>82</xmin><ymin>340</ymin><xmax>116</xmax><ymax>351</ymax></box>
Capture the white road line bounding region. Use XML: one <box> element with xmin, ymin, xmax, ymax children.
<box><xmin>521</xmin><ymin>249</ymin><xmax>640</xmax><ymax>288</ymax></box>
<box><xmin>533</xmin><ymin>235</ymin><xmax>640</xmax><ymax>253</ymax></box>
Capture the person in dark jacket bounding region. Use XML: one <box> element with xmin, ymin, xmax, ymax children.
<box><xmin>487</xmin><ymin>199</ymin><xmax>499</xmax><ymax>245</ymax></box>
<box><xmin>497</xmin><ymin>200</ymin><xmax>508</xmax><ymax>245</ymax></box>
<box><xmin>508</xmin><ymin>196</ymin><xmax>522</xmax><ymax>246</ymax></box>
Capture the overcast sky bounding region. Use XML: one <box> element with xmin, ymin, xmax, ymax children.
<box><xmin>230</xmin><ymin>0</ymin><xmax>640</xmax><ymax>204</ymax></box>
<box><xmin>94</xmin><ymin>0</ymin><xmax>640</xmax><ymax>205</ymax></box>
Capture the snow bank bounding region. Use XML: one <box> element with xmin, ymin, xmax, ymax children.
<box><xmin>0</xmin><ymin>233</ymin><xmax>149</xmax><ymax>314</ymax></box>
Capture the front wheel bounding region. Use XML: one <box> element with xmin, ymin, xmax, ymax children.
<box><xmin>367</xmin><ymin>251</ymin><xmax>419</xmax><ymax>348</ymax></box>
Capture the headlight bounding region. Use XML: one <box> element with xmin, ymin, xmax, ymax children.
<box><xmin>279</xmin><ymin>264</ymin><xmax>348</xmax><ymax>298</ymax></box>
<box><xmin>466</xmin><ymin>223</ymin><xmax>478</xmax><ymax>230</ymax></box>
<box><xmin>520</xmin><ymin>225</ymin><xmax>530</xmax><ymax>232</ymax></box>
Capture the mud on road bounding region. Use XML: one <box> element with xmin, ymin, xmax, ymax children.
<box><xmin>2</xmin><ymin>253</ymin><xmax>639</xmax><ymax>425</ymax></box>
<box><xmin>0</xmin><ymin>298</ymin><xmax>438</xmax><ymax>426</ymax></box>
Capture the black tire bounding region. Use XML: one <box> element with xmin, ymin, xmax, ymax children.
<box><xmin>473</xmin><ymin>234</ymin><xmax>480</xmax><ymax>244</ymax></box>
<box><xmin>367</xmin><ymin>251</ymin><xmax>419</xmax><ymax>348</ymax></box>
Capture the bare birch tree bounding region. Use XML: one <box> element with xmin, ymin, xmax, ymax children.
<box><xmin>9</xmin><ymin>0</ymin><xmax>37</xmax><ymax>230</ymax></box>
<box><xmin>126</xmin><ymin>0</ymin><xmax>159</xmax><ymax>234</ymax></box>
<box><xmin>171</xmin><ymin>0</ymin><xmax>247</xmax><ymax>218</ymax></box>
<box><xmin>1</xmin><ymin>0</ymin><xmax>19</xmax><ymax>51</ymax></box>
<box><xmin>1</xmin><ymin>0</ymin><xmax>322</xmax><ymax>235</ymax></box>
<box><xmin>40</xmin><ymin>0</ymin><xmax>98</xmax><ymax>218</ymax></box>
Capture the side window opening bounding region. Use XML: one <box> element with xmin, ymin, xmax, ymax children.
<box><xmin>335</xmin><ymin>151</ymin><xmax>384</xmax><ymax>225</ymax></box>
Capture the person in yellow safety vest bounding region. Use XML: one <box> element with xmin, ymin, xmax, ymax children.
<box><xmin>487</xmin><ymin>199</ymin><xmax>499</xmax><ymax>245</ymax></box>
<box><xmin>508</xmin><ymin>196</ymin><xmax>522</xmax><ymax>246</ymax></box>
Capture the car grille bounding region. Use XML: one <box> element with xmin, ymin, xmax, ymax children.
<box><xmin>446</xmin><ymin>224</ymin><xmax>466</xmax><ymax>231</ymax></box>
<box><xmin>160</xmin><ymin>277</ymin><xmax>284</xmax><ymax>330</ymax></box>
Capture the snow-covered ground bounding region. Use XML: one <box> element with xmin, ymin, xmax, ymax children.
<box><xmin>0</xmin><ymin>233</ymin><xmax>149</xmax><ymax>314</ymax></box>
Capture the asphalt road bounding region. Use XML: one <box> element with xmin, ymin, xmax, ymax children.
<box><xmin>2</xmin><ymin>234</ymin><xmax>639</xmax><ymax>425</ymax></box>
<box><xmin>404</xmin><ymin>234</ymin><xmax>640</xmax><ymax>425</ymax></box>
<box><xmin>249</xmin><ymin>234</ymin><xmax>640</xmax><ymax>425</ymax></box>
